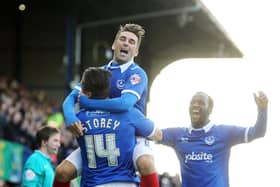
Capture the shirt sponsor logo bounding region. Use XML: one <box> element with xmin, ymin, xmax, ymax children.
<box><xmin>130</xmin><ymin>74</ymin><xmax>141</xmax><ymax>85</ymax></box>
<box><xmin>185</xmin><ymin>152</ymin><xmax>213</xmax><ymax>163</ymax></box>
<box><xmin>117</xmin><ymin>79</ymin><xmax>125</xmax><ymax>89</ymax></box>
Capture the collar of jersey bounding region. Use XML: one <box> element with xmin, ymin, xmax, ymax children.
<box><xmin>107</xmin><ymin>60</ymin><xmax>134</xmax><ymax>73</ymax></box>
<box><xmin>35</xmin><ymin>150</ymin><xmax>51</xmax><ymax>161</ymax></box>
<box><xmin>188</xmin><ymin>122</ymin><xmax>214</xmax><ymax>134</ymax></box>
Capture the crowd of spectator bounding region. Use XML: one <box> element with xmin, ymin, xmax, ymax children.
<box><xmin>0</xmin><ymin>75</ymin><xmax>77</xmax><ymax>186</ymax></box>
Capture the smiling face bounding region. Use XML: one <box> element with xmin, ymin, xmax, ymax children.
<box><xmin>189</xmin><ymin>92</ymin><xmax>213</xmax><ymax>128</ymax></box>
<box><xmin>112</xmin><ymin>31</ymin><xmax>139</xmax><ymax>64</ymax></box>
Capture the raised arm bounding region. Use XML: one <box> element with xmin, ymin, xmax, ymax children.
<box><xmin>62</xmin><ymin>87</ymin><xmax>80</xmax><ymax>126</ymax></box>
<box><xmin>247</xmin><ymin>91</ymin><xmax>268</xmax><ymax>141</ymax></box>
<box><xmin>62</xmin><ymin>84</ymin><xmax>84</xmax><ymax>136</ymax></box>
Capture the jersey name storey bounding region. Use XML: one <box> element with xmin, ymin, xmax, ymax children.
<box><xmin>82</xmin><ymin>118</ymin><xmax>121</xmax><ymax>132</ymax></box>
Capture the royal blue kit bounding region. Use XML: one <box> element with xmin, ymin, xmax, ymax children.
<box><xmin>76</xmin><ymin>108</ymin><xmax>155</xmax><ymax>187</ymax></box>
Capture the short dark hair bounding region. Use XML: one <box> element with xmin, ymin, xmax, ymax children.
<box><xmin>36</xmin><ymin>126</ymin><xmax>59</xmax><ymax>148</ymax></box>
<box><xmin>81</xmin><ymin>67</ymin><xmax>111</xmax><ymax>99</ymax></box>
<box><xmin>115</xmin><ymin>23</ymin><xmax>145</xmax><ymax>48</ymax></box>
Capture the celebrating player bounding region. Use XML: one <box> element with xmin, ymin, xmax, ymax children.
<box><xmin>53</xmin><ymin>23</ymin><xmax>159</xmax><ymax>187</ymax></box>
<box><xmin>156</xmin><ymin>91</ymin><xmax>268</xmax><ymax>187</ymax></box>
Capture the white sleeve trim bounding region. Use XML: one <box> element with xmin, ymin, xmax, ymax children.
<box><xmin>74</xmin><ymin>85</ymin><xmax>81</xmax><ymax>91</ymax></box>
<box><xmin>244</xmin><ymin>127</ymin><xmax>250</xmax><ymax>143</ymax></box>
<box><xmin>122</xmin><ymin>89</ymin><xmax>141</xmax><ymax>100</ymax></box>
<box><xmin>147</xmin><ymin>125</ymin><xmax>157</xmax><ymax>139</ymax></box>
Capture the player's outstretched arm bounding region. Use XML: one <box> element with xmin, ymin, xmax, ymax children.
<box><xmin>79</xmin><ymin>92</ymin><xmax>138</xmax><ymax>112</ymax></box>
<box><xmin>248</xmin><ymin>91</ymin><xmax>268</xmax><ymax>141</ymax></box>
<box><xmin>62</xmin><ymin>84</ymin><xmax>81</xmax><ymax>125</ymax></box>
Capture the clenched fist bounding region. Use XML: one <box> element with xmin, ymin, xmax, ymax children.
<box><xmin>254</xmin><ymin>91</ymin><xmax>268</xmax><ymax>110</ymax></box>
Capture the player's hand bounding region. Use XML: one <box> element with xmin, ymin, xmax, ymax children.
<box><xmin>68</xmin><ymin>121</ymin><xmax>83</xmax><ymax>137</ymax></box>
<box><xmin>254</xmin><ymin>91</ymin><xmax>268</xmax><ymax>110</ymax></box>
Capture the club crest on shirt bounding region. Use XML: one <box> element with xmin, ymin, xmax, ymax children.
<box><xmin>117</xmin><ymin>79</ymin><xmax>125</xmax><ymax>89</ymax></box>
<box><xmin>130</xmin><ymin>74</ymin><xmax>141</xmax><ymax>85</ymax></box>
<box><xmin>204</xmin><ymin>136</ymin><xmax>215</xmax><ymax>145</ymax></box>
<box><xmin>25</xmin><ymin>169</ymin><xmax>36</xmax><ymax>181</ymax></box>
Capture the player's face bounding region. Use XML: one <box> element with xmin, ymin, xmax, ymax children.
<box><xmin>189</xmin><ymin>93</ymin><xmax>211</xmax><ymax>128</ymax></box>
<box><xmin>45</xmin><ymin>133</ymin><xmax>61</xmax><ymax>155</ymax></box>
<box><xmin>112</xmin><ymin>31</ymin><xmax>139</xmax><ymax>64</ymax></box>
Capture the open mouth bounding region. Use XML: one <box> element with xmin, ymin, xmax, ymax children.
<box><xmin>120</xmin><ymin>49</ymin><xmax>128</xmax><ymax>55</ymax></box>
<box><xmin>191</xmin><ymin>109</ymin><xmax>201</xmax><ymax>118</ymax></box>
<box><xmin>191</xmin><ymin>109</ymin><xmax>200</xmax><ymax>115</ymax></box>
<box><xmin>192</xmin><ymin>112</ymin><xmax>200</xmax><ymax>117</ymax></box>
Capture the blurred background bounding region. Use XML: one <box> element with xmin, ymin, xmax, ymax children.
<box><xmin>0</xmin><ymin>0</ymin><xmax>241</xmax><ymax>101</ymax></box>
<box><xmin>1</xmin><ymin>0</ymin><xmax>279</xmax><ymax>186</ymax></box>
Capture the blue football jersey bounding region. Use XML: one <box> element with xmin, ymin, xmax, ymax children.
<box><xmin>76</xmin><ymin>108</ymin><xmax>154</xmax><ymax>187</ymax></box>
<box><xmin>63</xmin><ymin>60</ymin><xmax>148</xmax><ymax>126</ymax></box>
<box><xmin>161</xmin><ymin>123</ymin><xmax>249</xmax><ymax>187</ymax></box>
<box><xmin>103</xmin><ymin>60</ymin><xmax>148</xmax><ymax>114</ymax></box>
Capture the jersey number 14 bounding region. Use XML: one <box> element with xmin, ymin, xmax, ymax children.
<box><xmin>84</xmin><ymin>133</ymin><xmax>120</xmax><ymax>168</ymax></box>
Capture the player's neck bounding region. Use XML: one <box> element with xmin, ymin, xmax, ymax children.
<box><xmin>114</xmin><ymin>58</ymin><xmax>134</xmax><ymax>65</ymax></box>
<box><xmin>192</xmin><ymin>120</ymin><xmax>210</xmax><ymax>129</ymax></box>
<box><xmin>40</xmin><ymin>146</ymin><xmax>52</xmax><ymax>158</ymax></box>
